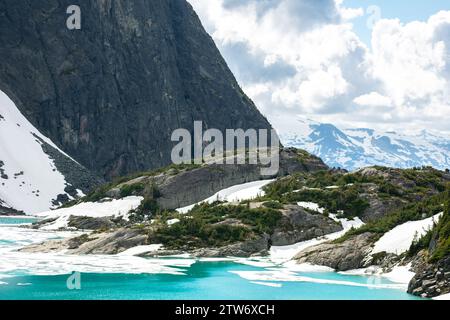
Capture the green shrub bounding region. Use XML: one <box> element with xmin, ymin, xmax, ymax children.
<box><xmin>152</xmin><ymin>217</ymin><xmax>251</xmax><ymax>249</ymax></box>
<box><xmin>339</xmin><ymin>188</ymin><xmax>449</xmax><ymax>243</ymax></box>
<box><xmin>408</xmin><ymin>229</ymin><xmax>434</xmax><ymax>257</ymax></box>
<box><xmin>119</xmin><ymin>183</ymin><xmax>145</xmax><ymax>197</ymax></box>
<box><xmin>149</xmin><ymin>202</ymin><xmax>283</xmax><ymax>249</ymax></box>
<box><xmin>262</xmin><ymin>201</ymin><xmax>283</xmax><ymax>209</ymax></box>
<box><xmin>111</xmin><ymin>163</ymin><xmax>201</xmax><ymax>186</ymax></box>
<box><xmin>284</xmin><ymin>186</ymin><xmax>369</xmax><ymax>218</ymax></box>
<box><xmin>429</xmin><ymin>195</ymin><xmax>450</xmax><ymax>262</ymax></box>
<box><xmin>430</xmin><ymin>237</ymin><xmax>450</xmax><ymax>262</ymax></box>
<box><xmin>379</xmin><ymin>182</ymin><xmax>403</xmax><ymax>196</ymax></box>
<box><xmin>83</xmin><ymin>184</ymin><xmax>113</xmax><ymax>202</ymax></box>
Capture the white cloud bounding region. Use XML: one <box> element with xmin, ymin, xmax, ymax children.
<box><xmin>188</xmin><ymin>0</ymin><xmax>450</xmax><ymax>134</ymax></box>
<box><xmin>367</xmin><ymin>12</ymin><xmax>450</xmax><ymax>131</ymax></box>
<box><xmin>353</xmin><ymin>92</ymin><xmax>392</xmax><ymax>107</ymax></box>
<box><xmin>335</xmin><ymin>0</ymin><xmax>364</xmax><ymax>21</ymax></box>
<box><xmin>371</xmin><ymin>15</ymin><xmax>448</xmax><ymax>106</ymax></box>
<box><xmin>297</xmin><ymin>65</ymin><xmax>349</xmax><ymax>109</ymax></box>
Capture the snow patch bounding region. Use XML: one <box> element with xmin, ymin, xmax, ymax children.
<box><xmin>372</xmin><ymin>213</ymin><xmax>443</xmax><ymax>255</ymax></box>
<box><xmin>167</xmin><ymin>218</ymin><xmax>180</xmax><ymax>226</ymax></box>
<box><xmin>34</xmin><ymin>196</ymin><xmax>143</xmax><ymax>230</ymax></box>
<box><xmin>340</xmin><ymin>264</ymin><xmax>415</xmax><ymax>285</ymax></box>
<box><xmin>297</xmin><ymin>202</ymin><xmax>324</xmax><ymax>214</ymax></box>
<box><xmin>176</xmin><ymin>179</ymin><xmax>274</xmax><ymax>213</ymax></box>
<box><xmin>433</xmin><ymin>293</ymin><xmax>450</xmax><ymax>300</ymax></box>
<box><xmin>234</xmin><ymin>258</ymin><xmax>277</xmax><ymax>268</ymax></box>
<box><xmin>383</xmin><ymin>264</ymin><xmax>416</xmax><ymax>284</ymax></box>
<box><xmin>117</xmin><ymin>244</ymin><xmax>163</xmax><ymax>256</ymax></box>
<box><xmin>0</xmin><ymin>90</ymin><xmax>72</xmax><ymax>213</ymax></box>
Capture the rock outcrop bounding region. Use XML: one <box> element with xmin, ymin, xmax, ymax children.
<box><xmin>293</xmin><ymin>232</ymin><xmax>376</xmax><ymax>271</ymax></box>
<box><xmin>271</xmin><ymin>204</ymin><xmax>342</xmax><ymax>246</ymax></box>
<box><xmin>188</xmin><ymin>235</ymin><xmax>271</xmax><ymax>258</ymax></box>
<box><xmin>361</xmin><ymin>194</ymin><xmax>406</xmax><ymax>222</ymax></box>
<box><xmin>408</xmin><ymin>254</ymin><xmax>450</xmax><ymax>298</ymax></box>
<box><xmin>67</xmin><ymin>215</ymin><xmax>118</xmax><ymax>230</ymax></box>
<box><xmin>0</xmin><ymin>0</ymin><xmax>272</xmax><ymax>180</ymax></box>
<box><xmin>109</xmin><ymin>148</ymin><xmax>328</xmax><ymax>210</ymax></box>
<box><xmin>20</xmin><ymin>228</ymin><xmax>148</xmax><ymax>255</ymax></box>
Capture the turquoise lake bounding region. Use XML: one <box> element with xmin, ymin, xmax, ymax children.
<box><xmin>0</xmin><ymin>216</ymin><xmax>38</xmax><ymax>225</ymax></box>
<box><xmin>0</xmin><ymin>216</ymin><xmax>422</xmax><ymax>300</ymax></box>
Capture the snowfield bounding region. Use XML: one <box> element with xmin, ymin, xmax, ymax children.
<box><xmin>176</xmin><ymin>179</ymin><xmax>275</xmax><ymax>213</ymax></box>
<box><xmin>372</xmin><ymin>212</ymin><xmax>443</xmax><ymax>255</ymax></box>
<box><xmin>33</xmin><ymin>196</ymin><xmax>144</xmax><ymax>230</ymax></box>
<box><xmin>0</xmin><ymin>90</ymin><xmax>73</xmax><ymax>213</ymax></box>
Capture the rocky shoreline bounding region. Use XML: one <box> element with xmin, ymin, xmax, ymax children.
<box><xmin>22</xmin><ymin>200</ymin><xmax>343</xmax><ymax>258</ymax></box>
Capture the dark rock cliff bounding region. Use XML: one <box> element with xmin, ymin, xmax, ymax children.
<box><xmin>0</xmin><ymin>0</ymin><xmax>272</xmax><ymax>179</ymax></box>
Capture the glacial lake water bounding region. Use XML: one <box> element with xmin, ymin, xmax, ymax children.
<box><xmin>0</xmin><ymin>216</ymin><xmax>38</xmax><ymax>225</ymax></box>
<box><xmin>0</xmin><ymin>216</ymin><xmax>422</xmax><ymax>300</ymax></box>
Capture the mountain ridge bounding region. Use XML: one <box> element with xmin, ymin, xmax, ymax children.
<box><xmin>277</xmin><ymin>117</ymin><xmax>450</xmax><ymax>171</ymax></box>
<box><xmin>0</xmin><ymin>0</ymin><xmax>272</xmax><ymax>180</ymax></box>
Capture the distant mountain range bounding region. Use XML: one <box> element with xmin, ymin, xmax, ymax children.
<box><xmin>277</xmin><ymin>117</ymin><xmax>450</xmax><ymax>171</ymax></box>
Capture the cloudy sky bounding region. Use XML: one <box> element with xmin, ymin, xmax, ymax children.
<box><xmin>188</xmin><ymin>0</ymin><xmax>450</xmax><ymax>135</ymax></box>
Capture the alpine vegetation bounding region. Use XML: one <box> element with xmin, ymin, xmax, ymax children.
<box><xmin>171</xmin><ymin>121</ymin><xmax>280</xmax><ymax>176</ymax></box>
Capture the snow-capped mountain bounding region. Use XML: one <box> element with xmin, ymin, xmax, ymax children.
<box><xmin>276</xmin><ymin>117</ymin><xmax>450</xmax><ymax>171</ymax></box>
<box><xmin>0</xmin><ymin>90</ymin><xmax>101</xmax><ymax>214</ymax></box>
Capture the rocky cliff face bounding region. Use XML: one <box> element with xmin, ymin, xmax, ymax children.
<box><xmin>102</xmin><ymin>148</ymin><xmax>328</xmax><ymax>210</ymax></box>
<box><xmin>0</xmin><ymin>0</ymin><xmax>272</xmax><ymax>180</ymax></box>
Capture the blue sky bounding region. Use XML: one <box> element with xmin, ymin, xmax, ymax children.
<box><xmin>189</xmin><ymin>0</ymin><xmax>450</xmax><ymax>135</ymax></box>
<box><xmin>346</xmin><ymin>0</ymin><xmax>450</xmax><ymax>46</ymax></box>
